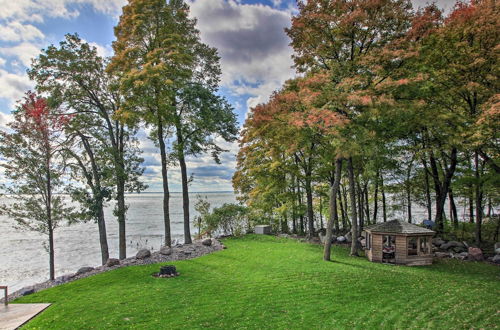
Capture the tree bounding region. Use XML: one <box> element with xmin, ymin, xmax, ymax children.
<box><xmin>29</xmin><ymin>34</ymin><xmax>146</xmax><ymax>260</ymax></box>
<box><xmin>0</xmin><ymin>92</ymin><xmax>75</xmax><ymax>280</ymax></box>
<box><xmin>418</xmin><ymin>0</ymin><xmax>499</xmax><ymax>242</ymax></box>
<box><xmin>202</xmin><ymin>203</ymin><xmax>249</xmax><ymax>237</ymax></box>
<box><xmin>286</xmin><ymin>0</ymin><xmax>413</xmax><ymax>256</ymax></box>
<box><xmin>172</xmin><ymin>59</ymin><xmax>238</xmax><ymax>244</ymax></box>
<box><xmin>110</xmin><ymin>0</ymin><xmax>229</xmax><ymax>245</ymax></box>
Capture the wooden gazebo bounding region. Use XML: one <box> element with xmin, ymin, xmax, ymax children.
<box><xmin>363</xmin><ymin>220</ymin><xmax>435</xmax><ymax>266</ymax></box>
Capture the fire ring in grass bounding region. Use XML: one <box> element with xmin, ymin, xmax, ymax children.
<box><xmin>153</xmin><ymin>265</ymin><xmax>179</xmax><ymax>278</ymax></box>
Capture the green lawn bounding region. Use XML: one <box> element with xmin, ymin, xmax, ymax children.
<box><xmin>16</xmin><ymin>235</ymin><xmax>499</xmax><ymax>329</ymax></box>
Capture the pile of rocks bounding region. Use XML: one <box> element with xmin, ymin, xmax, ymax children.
<box><xmin>4</xmin><ymin>238</ymin><xmax>225</xmax><ymax>303</ymax></box>
<box><xmin>432</xmin><ymin>238</ymin><xmax>500</xmax><ymax>264</ymax></box>
<box><xmin>318</xmin><ymin>231</ymin><xmax>353</xmax><ymax>244</ymax></box>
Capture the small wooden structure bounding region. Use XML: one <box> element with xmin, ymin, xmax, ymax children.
<box><xmin>255</xmin><ymin>225</ymin><xmax>271</xmax><ymax>235</ymax></box>
<box><xmin>364</xmin><ymin>220</ymin><xmax>434</xmax><ymax>266</ymax></box>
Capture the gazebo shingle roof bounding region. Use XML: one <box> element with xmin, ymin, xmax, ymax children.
<box><xmin>364</xmin><ymin>220</ymin><xmax>434</xmax><ymax>234</ymax></box>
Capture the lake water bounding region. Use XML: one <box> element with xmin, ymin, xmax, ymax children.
<box><xmin>0</xmin><ymin>192</ymin><xmax>235</xmax><ymax>292</ymax></box>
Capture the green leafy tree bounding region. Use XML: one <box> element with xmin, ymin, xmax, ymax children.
<box><xmin>203</xmin><ymin>204</ymin><xmax>249</xmax><ymax>237</ymax></box>
<box><xmin>0</xmin><ymin>92</ymin><xmax>76</xmax><ymax>280</ymax></box>
<box><xmin>110</xmin><ymin>0</ymin><xmax>235</xmax><ymax>245</ymax></box>
<box><xmin>29</xmin><ymin>34</ymin><xmax>146</xmax><ymax>260</ymax></box>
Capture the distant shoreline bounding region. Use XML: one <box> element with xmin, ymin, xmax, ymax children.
<box><xmin>137</xmin><ymin>191</ymin><xmax>234</xmax><ymax>194</ymax></box>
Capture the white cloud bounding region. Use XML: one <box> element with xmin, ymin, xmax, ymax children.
<box><xmin>0</xmin><ymin>112</ymin><xmax>13</xmax><ymax>131</ymax></box>
<box><xmin>0</xmin><ymin>0</ymin><xmax>126</xmax><ymax>23</ymax></box>
<box><xmin>0</xmin><ymin>42</ymin><xmax>42</xmax><ymax>67</ymax></box>
<box><xmin>0</xmin><ymin>69</ymin><xmax>32</xmax><ymax>107</ymax></box>
<box><xmin>411</xmin><ymin>0</ymin><xmax>456</xmax><ymax>13</ymax></box>
<box><xmin>87</xmin><ymin>41</ymin><xmax>113</xmax><ymax>58</ymax></box>
<box><xmin>0</xmin><ymin>21</ymin><xmax>44</xmax><ymax>42</ymax></box>
<box><xmin>190</xmin><ymin>0</ymin><xmax>295</xmax><ymax>104</ymax></box>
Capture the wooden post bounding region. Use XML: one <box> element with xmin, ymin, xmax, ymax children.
<box><xmin>0</xmin><ymin>286</ymin><xmax>7</xmax><ymax>306</ymax></box>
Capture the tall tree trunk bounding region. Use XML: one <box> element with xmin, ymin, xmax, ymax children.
<box><xmin>449</xmin><ymin>188</ymin><xmax>458</xmax><ymax>229</ymax></box>
<box><xmin>380</xmin><ymin>173</ymin><xmax>387</xmax><ymax>222</ymax></box>
<box><xmin>297</xmin><ymin>177</ymin><xmax>304</xmax><ymax>235</ymax></box>
<box><xmin>357</xmin><ymin>179</ymin><xmax>364</xmax><ymax>231</ymax></box>
<box><xmin>341</xmin><ymin>184</ymin><xmax>350</xmax><ymax>228</ymax></box>
<box><xmin>176</xmin><ymin>127</ymin><xmax>192</xmax><ymax>244</ymax></box>
<box><xmin>157</xmin><ymin>119</ymin><xmax>171</xmax><ymax>247</ymax></box>
<box><xmin>324</xmin><ymin>158</ymin><xmax>343</xmax><ymax>261</ymax></box>
<box><xmin>339</xmin><ymin>188</ymin><xmax>347</xmax><ymax>230</ymax></box>
<box><xmin>406</xmin><ymin>160</ymin><xmax>413</xmax><ymax>223</ymax></box>
<box><xmin>116</xmin><ymin>127</ymin><xmax>127</xmax><ymax>260</ymax></box>
<box><xmin>373</xmin><ymin>172</ymin><xmax>379</xmax><ymax>223</ymax></box>
<box><xmin>80</xmin><ymin>135</ymin><xmax>109</xmax><ymax>264</ymax></box>
<box><xmin>364</xmin><ymin>183</ymin><xmax>370</xmax><ymax>226</ymax></box>
<box><xmin>348</xmin><ymin>158</ymin><xmax>358</xmax><ymax>256</ymax></box>
<box><xmin>487</xmin><ymin>197</ymin><xmax>492</xmax><ymax>218</ymax></box>
<box><xmin>282</xmin><ymin>212</ymin><xmax>289</xmax><ymax>233</ymax></box>
<box><xmin>48</xmin><ymin>225</ymin><xmax>55</xmax><ymax>281</ymax></box>
<box><xmin>469</xmin><ymin>187</ymin><xmax>474</xmax><ymax>223</ymax></box>
<box><xmin>116</xmin><ymin>180</ymin><xmax>126</xmax><ymax>259</ymax></box>
<box><xmin>423</xmin><ymin>162</ymin><xmax>432</xmax><ymax>221</ymax></box>
<box><xmin>291</xmin><ymin>177</ymin><xmax>297</xmax><ymax>234</ymax></box>
<box><xmin>329</xmin><ymin>168</ymin><xmax>340</xmax><ymax>233</ymax></box>
<box><xmin>319</xmin><ymin>195</ymin><xmax>323</xmax><ymax>230</ymax></box>
<box><xmin>429</xmin><ymin>148</ymin><xmax>458</xmax><ymax>233</ymax></box>
<box><xmin>468</xmin><ymin>157</ymin><xmax>474</xmax><ymax>223</ymax></box>
<box><xmin>46</xmin><ymin>158</ymin><xmax>55</xmax><ymax>281</ymax></box>
<box><xmin>305</xmin><ymin>174</ymin><xmax>315</xmax><ymax>237</ymax></box>
<box><xmin>97</xmin><ymin>203</ymin><xmax>109</xmax><ymax>265</ymax></box>
<box><xmin>475</xmin><ymin>151</ymin><xmax>483</xmax><ymax>245</ymax></box>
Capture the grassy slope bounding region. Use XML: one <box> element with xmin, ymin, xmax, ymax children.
<box><xmin>16</xmin><ymin>235</ymin><xmax>499</xmax><ymax>329</ymax></box>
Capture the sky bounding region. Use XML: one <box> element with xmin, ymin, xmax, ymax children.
<box><xmin>0</xmin><ymin>0</ymin><xmax>457</xmax><ymax>192</ymax></box>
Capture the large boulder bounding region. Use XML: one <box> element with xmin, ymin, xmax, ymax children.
<box><xmin>434</xmin><ymin>252</ymin><xmax>450</xmax><ymax>258</ymax></box>
<box><xmin>467</xmin><ymin>247</ymin><xmax>484</xmax><ymax>261</ymax></box>
<box><xmin>55</xmin><ymin>275</ymin><xmax>73</xmax><ymax>284</ymax></box>
<box><xmin>76</xmin><ymin>267</ymin><xmax>94</xmax><ymax>275</ymax></box>
<box><xmin>106</xmin><ymin>258</ymin><xmax>120</xmax><ymax>267</ymax></box>
<box><xmin>494</xmin><ymin>242</ymin><xmax>500</xmax><ymax>251</ymax></box>
<box><xmin>432</xmin><ymin>237</ymin><xmax>445</xmax><ymax>247</ymax></box>
<box><xmin>440</xmin><ymin>241</ymin><xmax>465</xmax><ymax>250</ymax></box>
<box><xmin>20</xmin><ymin>287</ymin><xmax>35</xmax><ymax>296</ymax></box>
<box><xmin>492</xmin><ymin>254</ymin><xmax>500</xmax><ymax>264</ymax></box>
<box><xmin>136</xmin><ymin>249</ymin><xmax>151</xmax><ymax>259</ymax></box>
<box><xmin>319</xmin><ymin>233</ymin><xmax>337</xmax><ymax>244</ymax></box>
<box><xmin>453</xmin><ymin>252</ymin><xmax>468</xmax><ymax>260</ymax></box>
<box><xmin>159</xmin><ymin>246</ymin><xmax>172</xmax><ymax>255</ymax></box>
<box><xmin>337</xmin><ymin>236</ymin><xmax>346</xmax><ymax>243</ymax></box>
<box><xmin>202</xmin><ymin>238</ymin><xmax>212</xmax><ymax>246</ymax></box>
<box><xmin>452</xmin><ymin>246</ymin><xmax>467</xmax><ymax>253</ymax></box>
<box><xmin>495</xmin><ymin>248</ymin><xmax>500</xmax><ymax>255</ymax></box>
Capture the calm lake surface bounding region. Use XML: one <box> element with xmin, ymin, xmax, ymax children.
<box><xmin>0</xmin><ymin>192</ymin><xmax>235</xmax><ymax>292</ymax></box>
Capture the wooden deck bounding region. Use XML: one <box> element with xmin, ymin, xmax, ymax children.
<box><xmin>0</xmin><ymin>304</ymin><xmax>51</xmax><ymax>330</ymax></box>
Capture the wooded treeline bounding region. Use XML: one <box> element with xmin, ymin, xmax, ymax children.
<box><xmin>0</xmin><ymin>0</ymin><xmax>237</xmax><ymax>280</ymax></box>
<box><xmin>233</xmin><ymin>0</ymin><xmax>499</xmax><ymax>259</ymax></box>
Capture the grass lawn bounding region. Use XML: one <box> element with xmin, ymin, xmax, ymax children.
<box><xmin>16</xmin><ymin>235</ymin><xmax>499</xmax><ymax>329</ymax></box>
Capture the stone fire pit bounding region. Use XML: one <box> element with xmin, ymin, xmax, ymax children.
<box><xmin>153</xmin><ymin>265</ymin><xmax>179</xmax><ymax>278</ymax></box>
